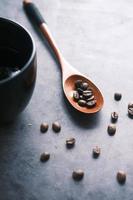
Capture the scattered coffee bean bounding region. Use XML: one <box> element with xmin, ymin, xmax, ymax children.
<box><xmin>128</xmin><ymin>102</ymin><xmax>133</xmax><ymax>117</ymax></box>
<box><xmin>66</xmin><ymin>137</ymin><xmax>76</xmax><ymax>148</ymax></box>
<box><xmin>81</xmin><ymin>82</ymin><xmax>89</xmax><ymax>90</ymax></box>
<box><xmin>86</xmin><ymin>100</ymin><xmax>96</xmax><ymax>108</ymax></box>
<box><xmin>40</xmin><ymin>152</ymin><xmax>50</xmax><ymax>162</ymax></box>
<box><xmin>73</xmin><ymin>91</ymin><xmax>80</xmax><ymax>101</ymax></box>
<box><xmin>111</xmin><ymin>112</ymin><xmax>118</xmax><ymax>123</ymax></box>
<box><xmin>78</xmin><ymin>99</ymin><xmax>86</xmax><ymax>107</ymax></box>
<box><xmin>75</xmin><ymin>80</ymin><xmax>82</xmax><ymax>89</ymax></box>
<box><xmin>117</xmin><ymin>171</ymin><xmax>126</xmax><ymax>184</ymax></box>
<box><xmin>52</xmin><ymin>122</ymin><xmax>61</xmax><ymax>133</ymax></box>
<box><xmin>93</xmin><ymin>146</ymin><xmax>101</xmax><ymax>158</ymax></box>
<box><xmin>72</xmin><ymin>170</ymin><xmax>84</xmax><ymax>181</ymax></box>
<box><xmin>79</xmin><ymin>95</ymin><xmax>84</xmax><ymax>99</ymax></box>
<box><xmin>114</xmin><ymin>93</ymin><xmax>122</xmax><ymax>101</ymax></box>
<box><xmin>107</xmin><ymin>124</ymin><xmax>116</xmax><ymax>136</ymax></box>
<box><xmin>40</xmin><ymin>123</ymin><xmax>49</xmax><ymax>133</ymax></box>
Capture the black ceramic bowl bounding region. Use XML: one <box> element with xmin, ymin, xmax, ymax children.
<box><xmin>0</xmin><ymin>18</ymin><xmax>37</xmax><ymax>122</ymax></box>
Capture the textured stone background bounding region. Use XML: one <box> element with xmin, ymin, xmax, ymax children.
<box><xmin>0</xmin><ymin>0</ymin><xmax>133</xmax><ymax>199</ymax></box>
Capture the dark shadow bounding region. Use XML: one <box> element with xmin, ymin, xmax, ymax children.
<box><xmin>62</xmin><ymin>92</ymin><xmax>101</xmax><ymax>130</ymax></box>
<box><xmin>0</xmin><ymin>112</ymin><xmax>29</xmax><ymax>134</ymax></box>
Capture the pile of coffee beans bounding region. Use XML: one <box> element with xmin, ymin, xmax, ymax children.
<box><xmin>73</xmin><ymin>80</ymin><xmax>96</xmax><ymax>108</ymax></box>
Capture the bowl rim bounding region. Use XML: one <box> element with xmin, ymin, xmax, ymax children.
<box><xmin>0</xmin><ymin>17</ymin><xmax>36</xmax><ymax>85</ymax></box>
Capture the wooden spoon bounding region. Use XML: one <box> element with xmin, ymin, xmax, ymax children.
<box><xmin>23</xmin><ymin>0</ymin><xmax>104</xmax><ymax>114</ymax></box>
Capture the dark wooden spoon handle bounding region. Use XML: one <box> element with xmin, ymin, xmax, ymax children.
<box><xmin>23</xmin><ymin>0</ymin><xmax>64</xmax><ymax>69</ymax></box>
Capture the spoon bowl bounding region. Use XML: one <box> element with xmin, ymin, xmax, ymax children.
<box><xmin>64</xmin><ymin>74</ymin><xmax>104</xmax><ymax>114</ymax></box>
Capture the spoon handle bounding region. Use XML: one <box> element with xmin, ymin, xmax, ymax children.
<box><xmin>23</xmin><ymin>0</ymin><xmax>65</xmax><ymax>69</ymax></box>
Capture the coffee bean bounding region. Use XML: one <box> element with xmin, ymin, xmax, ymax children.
<box><xmin>93</xmin><ymin>146</ymin><xmax>101</xmax><ymax>158</ymax></box>
<box><xmin>128</xmin><ymin>102</ymin><xmax>133</xmax><ymax>117</ymax></box>
<box><xmin>66</xmin><ymin>137</ymin><xmax>75</xmax><ymax>148</ymax></box>
<box><xmin>40</xmin><ymin>123</ymin><xmax>49</xmax><ymax>133</ymax></box>
<box><xmin>81</xmin><ymin>82</ymin><xmax>89</xmax><ymax>90</ymax></box>
<box><xmin>83</xmin><ymin>90</ymin><xmax>93</xmax><ymax>99</ymax></box>
<box><xmin>40</xmin><ymin>152</ymin><xmax>50</xmax><ymax>162</ymax></box>
<box><xmin>78</xmin><ymin>100</ymin><xmax>86</xmax><ymax>107</ymax></box>
<box><xmin>52</xmin><ymin>122</ymin><xmax>61</xmax><ymax>133</ymax></box>
<box><xmin>107</xmin><ymin>124</ymin><xmax>116</xmax><ymax>136</ymax></box>
<box><xmin>111</xmin><ymin>112</ymin><xmax>118</xmax><ymax>123</ymax></box>
<box><xmin>72</xmin><ymin>170</ymin><xmax>84</xmax><ymax>181</ymax></box>
<box><xmin>86</xmin><ymin>100</ymin><xmax>96</xmax><ymax>108</ymax></box>
<box><xmin>114</xmin><ymin>93</ymin><xmax>122</xmax><ymax>101</ymax></box>
<box><xmin>73</xmin><ymin>91</ymin><xmax>79</xmax><ymax>101</ymax></box>
<box><xmin>75</xmin><ymin>80</ymin><xmax>82</xmax><ymax>89</ymax></box>
<box><xmin>77</xmin><ymin>88</ymin><xmax>83</xmax><ymax>95</ymax></box>
<box><xmin>87</xmin><ymin>95</ymin><xmax>95</xmax><ymax>101</ymax></box>
<box><xmin>117</xmin><ymin>171</ymin><xmax>126</xmax><ymax>184</ymax></box>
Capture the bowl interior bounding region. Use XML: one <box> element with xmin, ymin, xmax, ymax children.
<box><xmin>0</xmin><ymin>18</ymin><xmax>33</xmax><ymax>71</ymax></box>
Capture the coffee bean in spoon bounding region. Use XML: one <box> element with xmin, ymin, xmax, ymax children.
<box><xmin>78</xmin><ymin>99</ymin><xmax>86</xmax><ymax>107</ymax></box>
<box><xmin>81</xmin><ymin>82</ymin><xmax>89</xmax><ymax>90</ymax></box>
<box><xmin>72</xmin><ymin>170</ymin><xmax>84</xmax><ymax>181</ymax></box>
<box><xmin>86</xmin><ymin>100</ymin><xmax>96</xmax><ymax>108</ymax></box>
<box><xmin>111</xmin><ymin>112</ymin><xmax>118</xmax><ymax>123</ymax></box>
<box><xmin>117</xmin><ymin>171</ymin><xmax>126</xmax><ymax>184</ymax></box>
<box><xmin>83</xmin><ymin>90</ymin><xmax>93</xmax><ymax>99</ymax></box>
<box><xmin>73</xmin><ymin>91</ymin><xmax>80</xmax><ymax>101</ymax></box>
<box><xmin>87</xmin><ymin>95</ymin><xmax>95</xmax><ymax>101</ymax></box>
<box><xmin>52</xmin><ymin>122</ymin><xmax>61</xmax><ymax>133</ymax></box>
<box><xmin>107</xmin><ymin>124</ymin><xmax>116</xmax><ymax>136</ymax></box>
<box><xmin>77</xmin><ymin>88</ymin><xmax>83</xmax><ymax>95</ymax></box>
<box><xmin>75</xmin><ymin>80</ymin><xmax>82</xmax><ymax>89</ymax></box>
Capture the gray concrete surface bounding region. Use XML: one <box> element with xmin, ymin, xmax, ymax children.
<box><xmin>0</xmin><ymin>0</ymin><xmax>133</xmax><ymax>199</ymax></box>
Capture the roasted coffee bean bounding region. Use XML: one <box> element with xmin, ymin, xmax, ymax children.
<box><xmin>73</xmin><ymin>91</ymin><xmax>80</xmax><ymax>101</ymax></box>
<box><xmin>114</xmin><ymin>93</ymin><xmax>122</xmax><ymax>101</ymax></box>
<box><xmin>128</xmin><ymin>102</ymin><xmax>133</xmax><ymax>117</ymax></box>
<box><xmin>86</xmin><ymin>100</ymin><xmax>96</xmax><ymax>108</ymax></box>
<box><xmin>83</xmin><ymin>90</ymin><xmax>93</xmax><ymax>99</ymax></box>
<box><xmin>93</xmin><ymin>146</ymin><xmax>101</xmax><ymax>158</ymax></box>
<box><xmin>111</xmin><ymin>112</ymin><xmax>118</xmax><ymax>123</ymax></box>
<box><xmin>40</xmin><ymin>152</ymin><xmax>50</xmax><ymax>162</ymax></box>
<box><xmin>52</xmin><ymin>122</ymin><xmax>61</xmax><ymax>133</ymax></box>
<box><xmin>72</xmin><ymin>170</ymin><xmax>84</xmax><ymax>181</ymax></box>
<box><xmin>117</xmin><ymin>171</ymin><xmax>126</xmax><ymax>184</ymax></box>
<box><xmin>78</xmin><ymin>100</ymin><xmax>86</xmax><ymax>107</ymax></box>
<box><xmin>87</xmin><ymin>95</ymin><xmax>95</xmax><ymax>102</ymax></box>
<box><xmin>75</xmin><ymin>80</ymin><xmax>82</xmax><ymax>89</ymax></box>
<box><xmin>77</xmin><ymin>88</ymin><xmax>83</xmax><ymax>95</ymax></box>
<box><xmin>40</xmin><ymin>123</ymin><xmax>49</xmax><ymax>133</ymax></box>
<box><xmin>66</xmin><ymin>137</ymin><xmax>75</xmax><ymax>148</ymax></box>
<box><xmin>107</xmin><ymin>124</ymin><xmax>116</xmax><ymax>136</ymax></box>
<box><xmin>81</xmin><ymin>82</ymin><xmax>89</xmax><ymax>90</ymax></box>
